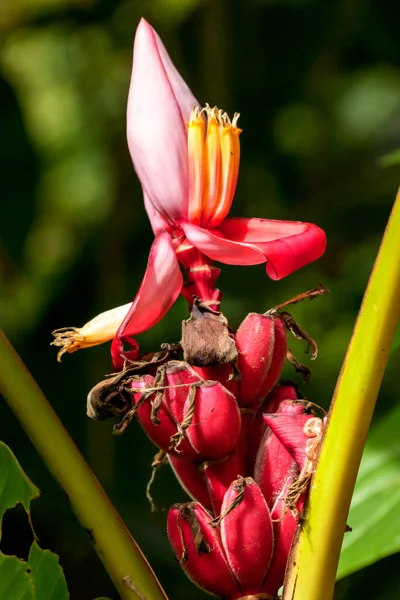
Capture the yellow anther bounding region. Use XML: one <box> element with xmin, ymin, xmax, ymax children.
<box><xmin>187</xmin><ymin>104</ymin><xmax>241</xmax><ymax>228</ymax></box>
<box><xmin>201</xmin><ymin>114</ymin><xmax>221</xmax><ymax>223</ymax></box>
<box><xmin>187</xmin><ymin>107</ymin><xmax>206</xmax><ymax>224</ymax></box>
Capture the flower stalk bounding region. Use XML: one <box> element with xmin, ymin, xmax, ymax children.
<box><xmin>0</xmin><ymin>330</ymin><xmax>168</xmax><ymax>600</ymax></box>
<box><xmin>283</xmin><ymin>187</ymin><xmax>400</xmax><ymax>600</ymax></box>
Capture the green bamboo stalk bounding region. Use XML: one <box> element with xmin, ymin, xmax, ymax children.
<box><xmin>283</xmin><ymin>188</ymin><xmax>400</xmax><ymax>600</ymax></box>
<box><xmin>0</xmin><ymin>331</ymin><xmax>168</xmax><ymax>600</ymax></box>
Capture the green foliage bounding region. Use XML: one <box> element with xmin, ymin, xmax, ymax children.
<box><xmin>338</xmin><ymin>404</ymin><xmax>400</xmax><ymax>579</ymax></box>
<box><xmin>0</xmin><ymin>443</ymin><xmax>69</xmax><ymax>600</ymax></box>
<box><xmin>27</xmin><ymin>543</ymin><xmax>69</xmax><ymax>600</ymax></box>
<box><xmin>0</xmin><ymin>553</ymin><xmax>34</xmax><ymax>600</ymax></box>
<box><xmin>0</xmin><ymin>442</ymin><xmax>39</xmax><ymax>522</ymax></box>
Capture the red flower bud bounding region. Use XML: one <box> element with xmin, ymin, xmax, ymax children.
<box><xmin>131</xmin><ymin>374</ymin><xmax>199</xmax><ymax>461</ymax></box>
<box><xmin>247</xmin><ymin>383</ymin><xmax>299</xmax><ymax>474</ymax></box>
<box><xmin>219</xmin><ymin>477</ymin><xmax>274</xmax><ymax>593</ymax></box>
<box><xmin>167</xmin><ymin>502</ymin><xmax>239</xmax><ymax>598</ymax></box>
<box><xmin>254</xmin><ymin>400</ymin><xmax>305</xmax><ymax>510</ymax></box>
<box><xmin>262</xmin><ymin>483</ymin><xmax>300</xmax><ymax>596</ymax></box>
<box><xmin>186</xmin><ymin>380</ymin><xmax>241</xmax><ymax>459</ymax></box>
<box><xmin>236</xmin><ymin>313</ymin><xmax>287</xmax><ymax>408</ymax></box>
<box><xmin>132</xmin><ymin>361</ymin><xmax>241</xmax><ymax>461</ymax></box>
<box><xmin>253</xmin><ymin>403</ymin><xmax>323</xmax><ymax>595</ymax></box>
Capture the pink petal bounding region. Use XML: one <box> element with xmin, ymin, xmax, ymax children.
<box><xmin>127</xmin><ymin>19</ymin><xmax>198</xmax><ymax>221</ymax></box>
<box><xmin>219</xmin><ymin>217</ymin><xmax>327</xmax><ymax>279</ymax></box>
<box><xmin>111</xmin><ymin>232</ymin><xmax>183</xmax><ymax>362</ymax></box>
<box><xmin>181</xmin><ymin>222</ymin><xmax>266</xmax><ymax>266</ymax></box>
<box><xmin>144</xmin><ymin>192</ymin><xmax>170</xmax><ymax>235</ymax></box>
<box><xmin>263</xmin><ymin>413</ymin><xmax>312</xmax><ymax>470</ymax></box>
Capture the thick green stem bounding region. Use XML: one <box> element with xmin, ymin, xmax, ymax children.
<box><xmin>0</xmin><ymin>331</ymin><xmax>168</xmax><ymax>600</ymax></box>
<box><xmin>283</xmin><ymin>188</ymin><xmax>400</xmax><ymax>600</ymax></box>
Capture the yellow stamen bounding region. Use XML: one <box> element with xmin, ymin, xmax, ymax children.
<box><xmin>187</xmin><ymin>106</ymin><xmax>205</xmax><ymax>224</ymax></box>
<box><xmin>202</xmin><ymin>113</ymin><xmax>221</xmax><ymax>223</ymax></box>
<box><xmin>187</xmin><ymin>104</ymin><xmax>241</xmax><ymax>228</ymax></box>
<box><xmin>210</xmin><ymin>121</ymin><xmax>241</xmax><ymax>226</ymax></box>
<box><xmin>51</xmin><ymin>303</ymin><xmax>131</xmax><ymax>362</ymax></box>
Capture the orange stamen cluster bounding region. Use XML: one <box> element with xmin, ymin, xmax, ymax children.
<box><xmin>187</xmin><ymin>104</ymin><xmax>241</xmax><ymax>227</ymax></box>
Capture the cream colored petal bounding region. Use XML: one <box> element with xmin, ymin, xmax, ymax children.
<box><xmin>51</xmin><ymin>303</ymin><xmax>131</xmax><ymax>361</ymax></box>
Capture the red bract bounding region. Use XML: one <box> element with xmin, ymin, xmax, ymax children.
<box><xmin>252</xmin><ymin>404</ymin><xmax>324</xmax><ymax>595</ymax></box>
<box><xmin>52</xmin><ymin>19</ymin><xmax>326</xmax><ymax>367</ymax></box>
<box><xmin>131</xmin><ymin>361</ymin><xmax>241</xmax><ymax>462</ymax></box>
<box><xmin>236</xmin><ymin>313</ymin><xmax>288</xmax><ymax>408</ymax></box>
<box><xmin>220</xmin><ymin>477</ymin><xmax>274</xmax><ymax>592</ymax></box>
<box><xmin>168</xmin><ymin>476</ymin><xmax>300</xmax><ymax>600</ymax></box>
<box><xmin>255</xmin><ymin>400</ymin><xmax>305</xmax><ymax>508</ymax></box>
<box><xmin>262</xmin><ymin>484</ymin><xmax>300</xmax><ymax>595</ymax></box>
<box><xmin>167</xmin><ymin>502</ymin><xmax>239</xmax><ymax>598</ymax></box>
<box><xmin>247</xmin><ymin>383</ymin><xmax>300</xmax><ymax>474</ymax></box>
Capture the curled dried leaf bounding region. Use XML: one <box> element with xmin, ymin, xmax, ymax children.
<box><xmin>181</xmin><ymin>297</ymin><xmax>237</xmax><ymax>366</ymax></box>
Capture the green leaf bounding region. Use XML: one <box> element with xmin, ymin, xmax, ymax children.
<box><xmin>0</xmin><ymin>441</ymin><xmax>39</xmax><ymax>537</ymax></box>
<box><xmin>0</xmin><ymin>553</ymin><xmax>34</xmax><ymax>600</ymax></box>
<box><xmin>28</xmin><ymin>542</ymin><xmax>68</xmax><ymax>600</ymax></box>
<box><xmin>337</xmin><ymin>404</ymin><xmax>400</xmax><ymax>578</ymax></box>
<box><xmin>0</xmin><ymin>441</ymin><xmax>69</xmax><ymax>598</ymax></box>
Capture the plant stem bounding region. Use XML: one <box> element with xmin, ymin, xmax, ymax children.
<box><xmin>283</xmin><ymin>188</ymin><xmax>400</xmax><ymax>600</ymax></box>
<box><xmin>0</xmin><ymin>331</ymin><xmax>168</xmax><ymax>600</ymax></box>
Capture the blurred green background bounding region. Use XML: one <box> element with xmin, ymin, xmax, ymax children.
<box><xmin>1</xmin><ymin>0</ymin><xmax>400</xmax><ymax>598</ymax></box>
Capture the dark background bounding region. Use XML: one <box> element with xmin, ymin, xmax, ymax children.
<box><xmin>1</xmin><ymin>0</ymin><xmax>400</xmax><ymax>598</ymax></box>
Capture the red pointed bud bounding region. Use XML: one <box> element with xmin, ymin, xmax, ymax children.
<box><xmin>253</xmin><ymin>401</ymin><xmax>312</xmax><ymax>596</ymax></box>
<box><xmin>157</xmin><ymin>360</ymin><xmax>203</xmax><ymax>423</ymax></box>
<box><xmin>219</xmin><ymin>476</ymin><xmax>274</xmax><ymax>592</ymax></box>
<box><xmin>131</xmin><ymin>375</ymin><xmax>199</xmax><ymax>461</ymax></box>
<box><xmin>236</xmin><ymin>313</ymin><xmax>287</xmax><ymax>408</ymax></box>
<box><xmin>247</xmin><ymin>383</ymin><xmax>300</xmax><ymax>474</ymax></box>
<box><xmin>168</xmin><ymin>455</ymin><xmax>212</xmax><ymax>511</ymax></box>
<box><xmin>167</xmin><ymin>502</ymin><xmax>239</xmax><ymax>598</ymax></box>
<box><xmin>185</xmin><ymin>380</ymin><xmax>241</xmax><ymax>459</ymax></box>
<box><xmin>262</xmin><ymin>483</ymin><xmax>300</xmax><ymax>596</ymax></box>
<box><xmin>131</xmin><ymin>361</ymin><xmax>241</xmax><ymax>461</ymax></box>
<box><xmin>254</xmin><ymin>400</ymin><xmax>305</xmax><ymax>507</ymax></box>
